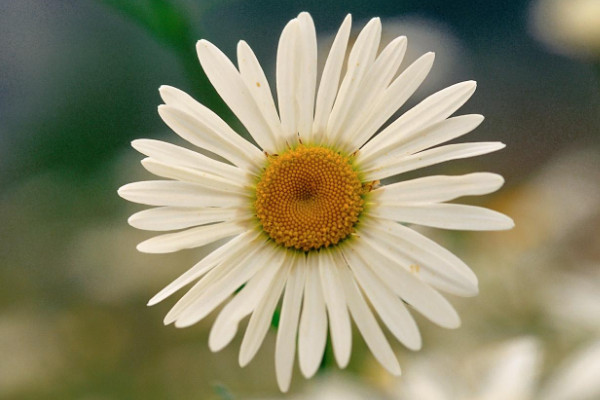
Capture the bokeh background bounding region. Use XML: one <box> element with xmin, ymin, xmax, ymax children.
<box><xmin>1</xmin><ymin>0</ymin><xmax>599</xmax><ymax>399</ymax></box>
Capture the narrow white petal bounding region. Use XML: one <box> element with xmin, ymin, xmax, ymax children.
<box><xmin>239</xmin><ymin>253</ymin><xmax>290</xmax><ymax>367</ymax></box>
<box><xmin>298</xmin><ymin>253</ymin><xmax>328</xmax><ymax>378</ymax></box>
<box><xmin>276</xmin><ymin>254</ymin><xmax>305</xmax><ymax>392</ymax></box>
<box><xmin>357</xmin><ymin>234</ymin><xmax>461</xmax><ymax>329</ymax></box>
<box><xmin>340</xmin><ymin>36</ymin><xmax>408</xmax><ymax>152</ymax></box>
<box><xmin>371</xmin><ymin>203</ymin><xmax>515</xmax><ymax>231</ymax></box>
<box><xmin>158</xmin><ymin>87</ymin><xmax>263</xmax><ymax>169</ymax></box>
<box><xmin>237</xmin><ymin>40</ymin><xmax>283</xmax><ymax>144</ymax></box>
<box><xmin>326</xmin><ymin>18</ymin><xmax>381</xmax><ymax>145</ymax></box>
<box><xmin>161</xmin><ymin>233</ymin><xmax>263</xmax><ymax>322</ymax></box>
<box><xmin>196</xmin><ymin>40</ymin><xmax>278</xmax><ymax>151</ymax></box>
<box><xmin>372</xmin><ymin>172</ymin><xmax>505</xmax><ymax>204</ymax></box>
<box><xmin>164</xmin><ymin>265</ymin><xmax>231</xmax><ymax>325</ymax></box>
<box><xmin>128</xmin><ymin>207</ymin><xmax>238</xmax><ymax>231</ymax></box>
<box><xmin>141</xmin><ymin>158</ymin><xmax>246</xmax><ymax>193</ymax></box>
<box><xmin>337</xmin><ymin>260</ymin><xmax>401</xmax><ymax>376</ymax></box>
<box><xmin>360</xmin><ymin>81</ymin><xmax>477</xmax><ymax>161</ymax></box>
<box><xmin>379</xmin><ymin>115</ymin><xmax>485</xmax><ymax>162</ymax></box>
<box><xmin>136</xmin><ymin>221</ymin><xmax>249</xmax><ymax>254</ymax></box>
<box><xmin>363</xmin><ymin>142</ymin><xmax>506</xmax><ymax>181</ymax></box>
<box><xmin>158</xmin><ymin>104</ymin><xmax>260</xmax><ymax>171</ymax></box>
<box><xmin>365</xmin><ymin>218</ymin><xmax>478</xmax><ymax>295</ymax></box>
<box><xmin>319</xmin><ymin>250</ymin><xmax>352</xmax><ymax>368</ymax></box>
<box><xmin>312</xmin><ymin>14</ymin><xmax>352</xmax><ymax>143</ymax></box>
<box><xmin>295</xmin><ymin>12</ymin><xmax>317</xmax><ymax>140</ymax></box>
<box><xmin>276</xmin><ymin>18</ymin><xmax>300</xmax><ymax>145</ymax></box>
<box><xmin>209</xmin><ymin>262</ymin><xmax>279</xmax><ymax>352</ymax></box>
<box><xmin>132</xmin><ymin>139</ymin><xmax>250</xmax><ymax>184</ymax></box>
<box><xmin>342</xmin><ymin>247</ymin><xmax>421</xmax><ymax>350</ymax></box>
<box><xmin>117</xmin><ymin>181</ymin><xmax>246</xmax><ymax>208</ymax></box>
<box><xmin>148</xmin><ymin>230</ymin><xmax>260</xmax><ymax>306</ymax></box>
<box><xmin>173</xmin><ymin>241</ymin><xmax>276</xmax><ymax>328</ymax></box>
<box><xmin>352</xmin><ymin>52</ymin><xmax>435</xmax><ymax>149</ymax></box>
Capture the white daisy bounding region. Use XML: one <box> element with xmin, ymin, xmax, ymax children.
<box><xmin>118</xmin><ymin>12</ymin><xmax>513</xmax><ymax>391</ymax></box>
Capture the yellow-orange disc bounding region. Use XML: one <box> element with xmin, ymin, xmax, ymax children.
<box><xmin>254</xmin><ymin>145</ymin><xmax>366</xmax><ymax>251</ymax></box>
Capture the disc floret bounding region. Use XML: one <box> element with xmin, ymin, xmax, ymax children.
<box><xmin>254</xmin><ymin>145</ymin><xmax>367</xmax><ymax>251</ymax></box>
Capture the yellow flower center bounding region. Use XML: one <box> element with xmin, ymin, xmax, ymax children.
<box><xmin>255</xmin><ymin>145</ymin><xmax>367</xmax><ymax>252</ymax></box>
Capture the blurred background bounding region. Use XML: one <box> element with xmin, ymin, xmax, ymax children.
<box><xmin>1</xmin><ymin>0</ymin><xmax>599</xmax><ymax>399</ymax></box>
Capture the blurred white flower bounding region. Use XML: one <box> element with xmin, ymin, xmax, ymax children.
<box><xmin>253</xmin><ymin>373</ymin><xmax>388</xmax><ymax>400</ymax></box>
<box><xmin>396</xmin><ymin>337</ymin><xmax>541</xmax><ymax>400</ymax></box>
<box><xmin>542</xmin><ymin>269</ymin><xmax>600</xmax><ymax>333</ymax></box>
<box><xmin>529</xmin><ymin>0</ymin><xmax>600</xmax><ymax>59</ymax></box>
<box><xmin>396</xmin><ymin>337</ymin><xmax>600</xmax><ymax>400</ymax></box>
<box><xmin>539</xmin><ymin>340</ymin><xmax>600</xmax><ymax>400</ymax></box>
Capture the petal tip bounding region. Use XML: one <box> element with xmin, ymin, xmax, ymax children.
<box><xmin>126</xmin><ymin>214</ymin><xmax>138</xmax><ymax>227</ymax></box>
<box><xmin>136</xmin><ymin>240</ymin><xmax>159</xmax><ymax>254</ymax></box>
<box><xmin>116</xmin><ymin>185</ymin><xmax>130</xmax><ymax>199</ymax></box>
<box><xmin>174</xmin><ymin>319</ymin><xmax>194</xmax><ymax>328</ymax></box>
<box><xmin>147</xmin><ymin>296</ymin><xmax>160</xmax><ymax>306</ymax></box>
<box><xmin>408</xmin><ymin>339</ymin><xmax>423</xmax><ymax>351</ymax></box>
<box><xmin>130</xmin><ymin>139</ymin><xmax>144</xmax><ymax>150</ymax></box>
<box><xmin>446</xmin><ymin>317</ymin><xmax>461</xmax><ymax>330</ymax></box>
<box><xmin>501</xmin><ymin>216</ymin><xmax>516</xmax><ymax>230</ymax></box>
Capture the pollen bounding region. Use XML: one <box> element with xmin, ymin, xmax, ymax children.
<box><xmin>255</xmin><ymin>145</ymin><xmax>367</xmax><ymax>252</ymax></box>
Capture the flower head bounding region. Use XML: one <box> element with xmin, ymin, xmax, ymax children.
<box><xmin>118</xmin><ymin>12</ymin><xmax>513</xmax><ymax>391</ymax></box>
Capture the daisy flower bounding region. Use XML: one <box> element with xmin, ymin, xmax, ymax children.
<box><xmin>118</xmin><ymin>12</ymin><xmax>513</xmax><ymax>391</ymax></box>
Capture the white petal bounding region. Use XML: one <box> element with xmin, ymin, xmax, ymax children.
<box><xmin>132</xmin><ymin>138</ymin><xmax>250</xmax><ymax>184</ymax></box>
<box><xmin>173</xmin><ymin>241</ymin><xmax>276</xmax><ymax>328</ymax></box>
<box><xmin>208</xmin><ymin>261</ymin><xmax>280</xmax><ymax>352</ymax></box>
<box><xmin>340</xmin><ymin>36</ymin><xmax>408</xmax><ymax>152</ymax></box>
<box><xmin>371</xmin><ymin>203</ymin><xmax>515</xmax><ymax>231</ymax></box>
<box><xmin>360</xmin><ymin>81</ymin><xmax>477</xmax><ymax>161</ymax></box>
<box><xmin>148</xmin><ymin>230</ymin><xmax>260</xmax><ymax>306</ymax></box>
<box><xmin>161</xmin><ymin>233</ymin><xmax>263</xmax><ymax>322</ymax></box>
<box><xmin>136</xmin><ymin>221</ymin><xmax>249</xmax><ymax>254</ymax></box>
<box><xmin>365</xmin><ymin>218</ymin><xmax>478</xmax><ymax>296</ymax></box>
<box><xmin>376</xmin><ymin>114</ymin><xmax>485</xmax><ymax>162</ymax></box>
<box><xmin>363</xmin><ymin>142</ymin><xmax>506</xmax><ymax>181</ymax></box>
<box><xmin>141</xmin><ymin>158</ymin><xmax>246</xmax><ymax>193</ymax></box>
<box><xmin>373</xmin><ymin>172</ymin><xmax>505</xmax><ymax>204</ymax></box>
<box><xmin>326</xmin><ymin>17</ymin><xmax>381</xmax><ymax>145</ymax></box>
<box><xmin>357</xmin><ymin>234</ymin><xmax>461</xmax><ymax>329</ymax></box>
<box><xmin>337</xmin><ymin>260</ymin><xmax>401</xmax><ymax>376</ymax></box>
<box><xmin>117</xmin><ymin>180</ymin><xmax>246</xmax><ymax>208</ymax></box>
<box><xmin>295</xmin><ymin>12</ymin><xmax>317</xmax><ymax>140</ymax></box>
<box><xmin>239</xmin><ymin>252</ymin><xmax>290</xmax><ymax>366</ymax></box>
<box><xmin>298</xmin><ymin>252</ymin><xmax>328</xmax><ymax>378</ymax></box>
<box><xmin>352</xmin><ymin>52</ymin><xmax>435</xmax><ymax>150</ymax></box>
<box><xmin>275</xmin><ymin>254</ymin><xmax>305</xmax><ymax>392</ymax></box>
<box><xmin>196</xmin><ymin>40</ymin><xmax>278</xmax><ymax>152</ymax></box>
<box><xmin>158</xmin><ymin>87</ymin><xmax>263</xmax><ymax>169</ymax></box>
<box><xmin>312</xmin><ymin>14</ymin><xmax>352</xmax><ymax>144</ymax></box>
<box><xmin>319</xmin><ymin>250</ymin><xmax>352</xmax><ymax>368</ymax></box>
<box><xmin>128</xmin><ymin>207</ymin><xmax>238</xmax><ymax>231</ymax></box>
<box><xmin>237</xmin><ymin>40</ymin><xmax>283</xmax><ymax>146</ymax></box>
<box><xmin>342</xmin><ymin>247</ymin><xmax>421</xmax><ymax>350</ymax></box>
<box><xmin>276</xmin><ymin>18</ymin><xmax>300</xmax><ymax>145</ymax></box>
